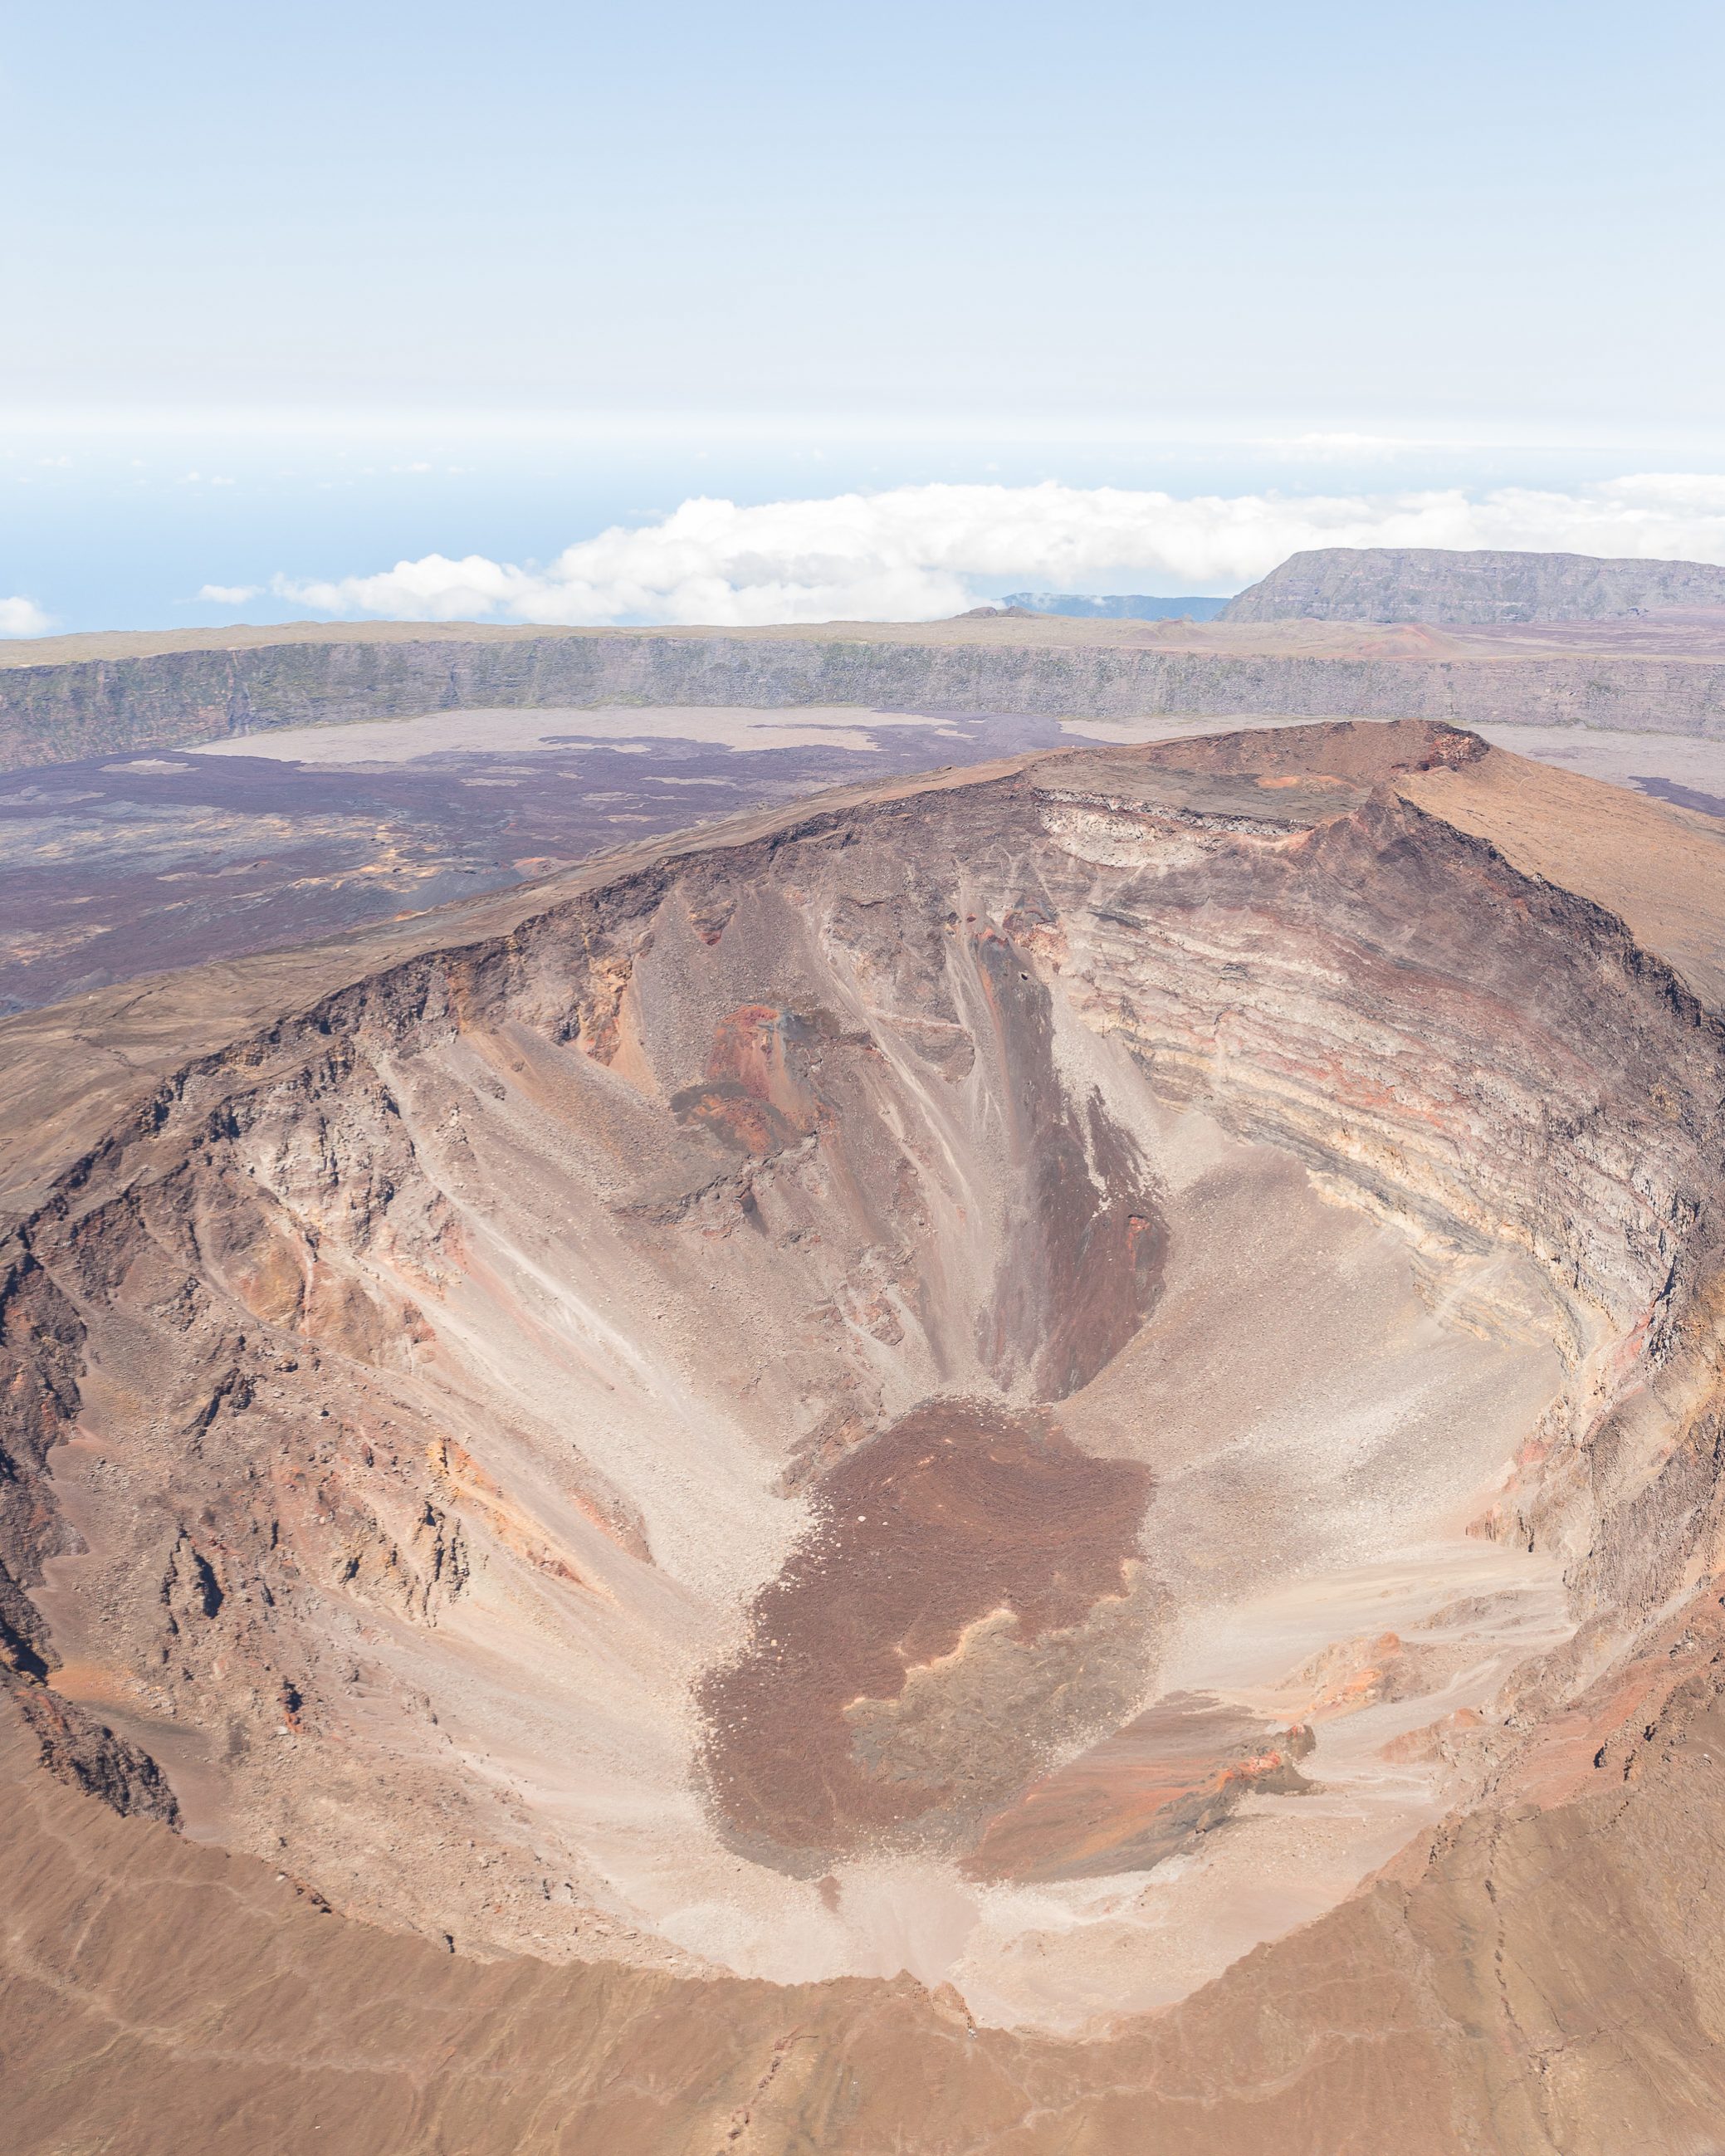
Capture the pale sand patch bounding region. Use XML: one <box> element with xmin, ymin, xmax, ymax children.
<box><xmin>1473</xmin><ymin>721</ymin><xmax>1725</xmax><ymax>803</ymax></box>
<box><xmin>188</xmin><ymin>704</ymin><xmax>974</xmax><ymax>764</ymax></box>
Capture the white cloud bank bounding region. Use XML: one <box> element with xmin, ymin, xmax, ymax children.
<box><xmin>0</xmin><ymin>596</ymin><xmax>53</xmax><ymax>638</ymax></box>
<box><xmin>198</xmin><ymin>582</ymin><xmax>262</xmax><ymax>605</ymax></box>
<box><xmin>260</xmin><ymin>474</ymin><xmax>1725</xmax><ymax>628</ymax></box>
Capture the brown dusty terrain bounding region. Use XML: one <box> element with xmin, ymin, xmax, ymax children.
<box><xmin>10</xmin><ymin>1597</ymin><xmax>1725</xmax><ymax>2156</ymax></box>
<box><xmin>6</xmin><ymin>718</ymin><xmax>1725</xmax><ymax>2149</ymax></box>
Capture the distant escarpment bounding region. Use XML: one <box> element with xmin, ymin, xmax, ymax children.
<box><xmin>7</xmin><ymin>614</ymin><xmax>1725</xmax><ymax>770</ymax></box>
<box><xmin>1223</xmin><ymin>545</ymin><xmax>1725</xmax><ymax>624</ymax></box>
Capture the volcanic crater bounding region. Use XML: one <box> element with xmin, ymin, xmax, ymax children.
<box><xmin>7</xmin><ymin>715</ymin><xmax>1725</xmax><ymax>2144</ymax></box>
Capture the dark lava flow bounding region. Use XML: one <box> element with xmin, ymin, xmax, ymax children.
<box><xmin>696</xmin><ymin>1400</ymin><xmax>1153</xmax><ymax>1869</ymax></box>
<box><xmin>0</xmin><ymin>708</ymin><xmax>1076</xmax><ymax>1012</ymax></box>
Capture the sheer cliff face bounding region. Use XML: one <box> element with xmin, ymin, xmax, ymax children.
<box><xmin>12</xmin><ymin>609</ymin><xmax>1725</xmax><ymax>775</ymax></box>
<box><xmin>7</xmin><ymin>719</ymin><xmax>1725</xmax><ymax>2144</ymax></box>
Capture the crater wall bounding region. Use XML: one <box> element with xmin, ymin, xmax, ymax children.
<box><xmin>7</xmin><ymin>721</ymin><xmax>1725</xmax><ymax>2143</ymax></box>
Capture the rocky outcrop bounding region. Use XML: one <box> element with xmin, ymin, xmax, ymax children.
<box><xmin>1222</xmin><ymin>545</ymin><xmax>1725</xmax><ymax>623</ymax></box>
<box><xmin>3</xmin><ymin>1670</ymin><xmax>180</xmax><ymax>1824</ymax></box>
<box><xmin>0</xmin><ymin>1250</ymin><xmax>85</xmax><ymax>1679</ymax></box>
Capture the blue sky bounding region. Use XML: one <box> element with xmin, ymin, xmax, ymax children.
<box><xmin>6</xmin><ymin>2</ymin><xmax>1725</xmax><ymax>632</ymax></box>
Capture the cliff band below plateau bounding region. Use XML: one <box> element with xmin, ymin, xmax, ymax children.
<box><xmin>7</xmin><ymin>718</ymin><xmax>1725</xmax><ymax>2153</ymax></box>
<box><xmin>10</xmin><ymin>605</ymin><xmax>1725</xmax><ymax>774</ymax></box>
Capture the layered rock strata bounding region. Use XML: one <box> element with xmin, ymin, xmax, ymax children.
<box><xmin>7</xmin><ymin>614</ymin><xmax>1725</xmax><ymax>770</ymax></box>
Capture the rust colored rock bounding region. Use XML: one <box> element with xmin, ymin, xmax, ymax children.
<box><xmin>965</xmin><ymin>1692</ymin><xmax>1316</xmax><ymax>1883</ymax></box>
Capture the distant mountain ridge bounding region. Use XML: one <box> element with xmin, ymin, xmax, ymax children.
<box><xmin>1003</xmin><ymin>592</ymin><xmax>1229</xmax><ymax>621</ymax></box>
<box><xmin>1221</xmin><ymin>547</ymin><xmax>1725</xmax><ymax>625</ymax></box>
